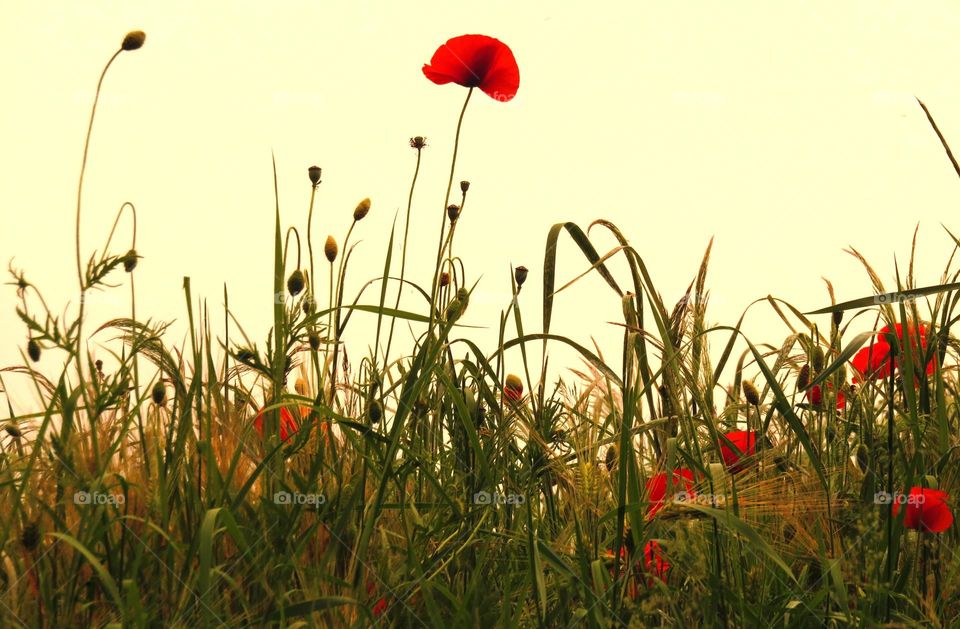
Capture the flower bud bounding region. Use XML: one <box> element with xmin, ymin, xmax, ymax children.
<box><xmin>409</xmin><ymin>136</ymin><xmax>427</xmax><ymax>150</ymax></box>
<box><xmin>797</xmin><ymin>364</ymin><xmax>810</xmax><ymax>390</ymax></box>
<box><xmin>604</xmin><ymin>446</ymin><xmax>617</xmax><ymax>472</ymax></box>
<box><xmin>324</xmin><ymin>236</ymin><xmax>338</xmax><ymax>262</ymax></box>
<box><xmin>514</xmin><ymin>266</ymin><xmax>528</xmax><ymax>288</ymax></box>
<box><xmin>368</xmin><ymin>400</ymin><xmax>383</xmax><ymax>424</ymax></box>
<box><xmin>832</xmin><ymin>310</ymin><xmax>843</xmax><ymax>327</ymax></box>
<box><xmin>447</xmin><ymin>204</ymin><xmax>461</xmax><ymax>222</ymax></box>
<box><xmin>742</xmin><ymin>379</ymin><xmax>760</xmax><ymax>406</ymax></box>
<box><xmin>287</xmin><ymin>270</ymin><xmax>305</xmax><ymax>296</ymax></box>
<box><xmin>122</xmin><ymin>249</ymin><xmax>138</xmax><ymax>273</ymax></box>
<box><xmin>27</xmin><ymin>339</ymin><xmax>40</xmax><ymax>363</ymax></box>
<box><xmin>152</xmin><ymin>381</ymin><xmax>166</xmax><ymax>406</ymax></box>
<box><xmin>308</xmin><ymin>332</ymin><xmax>321</xmax><ymax>351</ymax></box>
<box><xmin>308</xmin><ymin>165</ymin><xmax>322</xmax><ymax>186</ymax></box>
<box><xmin>353</xmin><ymin>198</ymin><xmax>371</xmax><ymax>221</ymax></box>
<box><xmin>504</xmin><ymin>374</ymin><xmax>524</xmax><ymax>401</ymax></box>
<box><xmin>5</xmin><ymin>424</ymin><xmax>21</xmax><ymax>439</ymax></box>
<box><xmin>20</xmin><ymin>522</ymin><xmax>40</xmax><ymax>552</ymax></box>
<box><xmin>460</xmin><ymin>180</ymin><xmax>470</xmax><ymax>193</ymax></box>
<box><xmin>439</xmin><ymin>272</ymin><xmax>450</xmax><ymax>288</ymax></box>
<box><xmin>121</xmin><ymin>30</ymin><xmax>146</xmax><ymax>51</ymax></box>
<box><xmin>303</xmin><ymin>295</ymin><xmax>316</xmax><ymax>315</ymax></box>
<box><xmin>811</xmin><ymin>346</ymin><xmax>825</xmax><ymax>373</ymax></box>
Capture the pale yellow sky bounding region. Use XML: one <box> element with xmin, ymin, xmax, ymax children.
<box><xmin>3</xmin><ymin>1</ymin><xmax>960</xmax><ymax>410</ymax></box>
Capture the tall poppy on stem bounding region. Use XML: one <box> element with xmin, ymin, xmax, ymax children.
<box><xmin>851</xmin><ymin>322</ymin><xmax>934</xmax><ymax>382</ymax></box>
<box><xmin>718</xmin><ymin>430</ymin><xmax>757</xmax><ymax>472</ymax></box>
<box><xmin>422</xmin><ymin>35</ymin><xmax>519</xmax><ymax>327</ymax></box>
<box><xmin>645</xmin><ymin>469</ymin><xmax>696</xmax><ymax>519</ymax></box>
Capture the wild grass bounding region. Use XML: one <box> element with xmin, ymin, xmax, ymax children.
<box><xmin>2</xmin><ymin>30</ymin><xmax>960</xmax><ymax>628</ymax></box>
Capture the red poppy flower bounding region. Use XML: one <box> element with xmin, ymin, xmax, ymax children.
<box><xmin>646</xmin><ymin>469</ymin><xmax>696</xmax><ymax>519</ymax></box>
<box><xmin>893</xmin><ymin>487</ymin><xmax>954</xmax><ymax>533</ymax></box>
<box><xmin>253</xmin><ymin>405</ymin><xmax>300</xmax><ymax>442</ymax></box>
<box><xmin>643</xmin><ymin>540</ymin><xmax>671</xmax><ymax>586</ymax></box>
<box><xmin>851</xmin><ymin>323</ymin><xmax>934</xmax><ymax>382</ymax></box>
<box><xmin>805</xmin><ymin>383</ymin><xmax>846</xmax><ymax>410</ymax></box>
<box><xmin>422</xmin><ymin>34</ymin><xmax>520</xmax><ymax>102</ymax></box>
<box><xmin>504</xmin><ymin>373</ymin><xmax>524</xmax><ymax>402</ymax></box>
<box><xmin>372</xmin><ymin>597</ymin><xmax>388</xmax><ymax>617</ymax></box>
<box><xmin>719</xmin><ymin>430</ymin><xmax>757</xmax><ymax>472</ymax></box>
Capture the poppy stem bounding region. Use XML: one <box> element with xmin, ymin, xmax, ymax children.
<box><xmin>429</xmin><ymin>87</ymin><xmax>473</xmax><ymax>328</ymax></box>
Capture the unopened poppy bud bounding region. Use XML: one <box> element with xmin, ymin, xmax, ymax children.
<box><xmin>409</xmin><ymin>136</ymin><xmax>427</xmax><ymax>149</ymax></box>
<box><xmin>604</xmin><ymin>445</ymin><xmax>617</xmax><ymax>472</ymax></box>
<box><xmin>368</xmin><ymin>400</ymin><xmax>383</xmax><ymax>424</ymax></box>
<box><xmin>324</xmin><ymin>236</ymin><xmax>338</xmax><ymax>262</ymax></box>
<box><xmin>308</xmin><ymin>165</ymin><xmax>322</xmax><ymax>186</ymax></box>
<box><xmin>514</xmin><ymin>266</ymin><xmax>528</xmax><ymax>288</ymax></box>
<box><xmin>811</xmin><ymin>346</ymin><xmax>825</xmax><ymax>373</ymax></box>
<box><xmin>832</xmin><ymin>310</ymin><xmax>843</xmax><ymax>327</ymax></box>
<box><xmin>5</xmin><ymin>424</ymin><xmax>21</xmax><ymax>438</ymax></box>
<box><xmin>353</xmin><ymin>198</ymin><xmax>371</xmax><ymax>221</ymax></box>
<box><xmin>121</xmin><ymin>30</ymin><xmax>146</xmax><ymax>51</ymax></box>
<box><xmin>122</xmin><ymin>249</ymin><xmax>138</xmax><ymax>273</ymax></box>
<box><xmin>742</xmin><ymin>380</ymin><xmax>760</xmax><ymax>406</ymax></box>
<box><xmin>439</xmin><ymin>272</ymin><xmax>450</xmax><ymax>288</ymax></box>
<box><xmin>460</xmin><ymin>180</ymin><xmax>470</xmax><ymax>193</ymax></box>
<box><xmin>95</xmin><ymin>359</ymin><xmax>103</xmax><ymax>373</ymax></box>
<box><xmin>444</xmin><ymin>288</ymin><xmax>469</xmax><ymax>322</ymax></box>
<box><xmin>447</xmin><ymin>204</ymin><xmax>460</xmax><ymax>222</ymax></box>
<box><xmin>27</xmin><ymin>339</ymin><xmax>40</xmax><ymax>362</ymax></box>
<box><xmin>20</xmin><ymin>522</ymin><xmax>40</xmax><ymax>552</ymax></box>
<box><xmin>287</xmin><ymin>270</ymin><xmax>305</xmax><ymax>296</ymax></box>
<box><xmin>308</xmin><ymin>332</ymin><xmax>321</xmax><ymax>351</ymax></box>
<box><xmin>797</xmin><ymin>364</ymin><xmax>811</xmax><ymax>390</ymax></box>
<box><xmin>303</xmin><ymin>295</ymin><xmax>316</xmax><ymax>315</ymax></box>
<box><xmin>151</xmin><ymin>381</ymin><xmax>166</xmax><ymax>405</ymax></box>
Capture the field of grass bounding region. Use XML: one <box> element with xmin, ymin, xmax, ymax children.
<box><xmin>3</xmin><ymin>30</ymin><xmax>960</xmax><ymax>628</ymax></box>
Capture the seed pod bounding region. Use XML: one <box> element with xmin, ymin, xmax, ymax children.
<box><xmin>308</xmin><ymin>332</ymin><xmax>321</xmax><ymax>351</ymax></box>
<box><xmin>5</xmin><ymin>424</ymin><xmax>21</xmax><ymax>439</ymax></box>
<box><xmin>514</xmin><ymin>266</ymin><xmax>528</xmax><ymax>288</ymax></box>
<box><xmin>439</xmin><ymin>272</ymin><xmax>450</xmax><ymax>288</ymax></box>
<box><xmin>27</xmin><ymin>339</ymin><xmax>41</xmax><ymax>362</ymax></box>
<box><xmin>308</xmin><ymin>165</ymin><xmax>322</xmax><ymax>186</ymax></box>
<box><xmin>368</xmin><ymin>400</ymin><xmax>383</xmax><ymax>424</ymax></box>
<box><xmin>447</xmin><ymin>204</ymin><xmax>461</xmax><ymax>222</ymax></box>
<box><xmin>832</xmin><ymin>310</ymin><xmax>843</xmax><ymax>327</ymax></box>
<box><xmin>460</xmin><ymin>180</ymin><xmax>470</xmax><ymax>193</ymax></box>
<box><xmin>122</xmin><ymin>249</ymin><xmax>138</xmax><ymax>273</ymax></box>
<box><xmin>303</xmin><ymin>295</ymin><xmax>316</xmax><ymax>316</ymax></box>
<box><xmin>20</xmin><ymin>522</ymin><xmax>40</xmax><ymax>551</ymax></box>
<box><xmin>353</xmin><ymin>198</ymin><xmax>371</xmax><ymax>221</ymax></box>
<box><xmin>742</xmin><ymin>380</ymin><xmax>760</xmax><ymax>406</ymax></box>
<box><xmin>797</xmin><ymin>364</ymin><xmax>811</xmax><ymax>390</ymax></box>
<box><xmin>287</xmin><ymin>270</ymin><xmax>305</xmax><ymax>296</ymax></box>
<box><xmin>604</xmin><ymin>445</ymin><xmax>617</xmax><ymax>472</ymax></box>
<box><xmin>151</xmin><ymin>381</ymin><xmax>166</xmax><ymax>406</ymax></box>
<box><xmin>324</xmin><ymin>236</ymin><xmax>338</xmax><ymax>263</ymax></box>
<box><xmin>121</xmin><ymin>30</ymin><xmax>146</xmax><ymax>51</ymax></box>
<box><xmin>95</xmin><ymin>359</ymin><xmax>104</xmax><ymax>373</ymax></box>
<box><xmin>409</xmin><ymin>136</ymin><xmax>427</xmax><ymax>149</ymax></box>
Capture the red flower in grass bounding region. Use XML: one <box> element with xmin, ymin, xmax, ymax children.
<box><xmin>805</xmin><ymin>383</ymin><xmax>846</xmax><ymax>410</ymax></box>
<box><xmin>422</xmin><ymin>35</ymin><xmax>520</xmax><ymax>102</ymax></box>
<box><xmin>646</xmin><ymin>469</ymin><xmax>696</xmax><ymax>519</ymax></box>
<box><xmin>851</xmin><ymin>323</ymin><xmax>934</xmax><ymax>382</ymax></box>
<box><xmin>372</xmin><ymin>597</ymin><xmax>388</xmax><ymax>617</ymax></box>
<box><xmin>893</xmin><ymin>487</ymin><xmax>954</xmax><ymax>533</ymax></box>
<box><xmin>643</xmin><ymin>540</ymin><xmax>671</xmax><ymax>586</ymax></box>
<box><xmin>253</xmin><ymin>405</ymin><xmax>301</xmax><ymax>442</ymax></box>
<box><xmin>719</xmin><ymin>430</ymin><xmax>757</xmax><ymax>472</ymax></box>
<box><xmin>504</xmin><ymin>374</ymin><xmax>524</xmax><ymax>402</ymax></box>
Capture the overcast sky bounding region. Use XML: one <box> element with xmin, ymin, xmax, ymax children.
<box><xmin>4</xmin><ymin>1</ymin><xmax>960</xmax><ymax>411</ymax></box>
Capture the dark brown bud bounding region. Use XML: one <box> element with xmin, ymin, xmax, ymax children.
<box><xmin>20</xmin><ymin>522</ymin><xmax>40</xmax><ymax>551</ymax></box>
<box><xmin>308</xmin><ymin>332</ymin><xmax>321</xmax><ymax>351</ymax></box>
<box><xmin>447</xmin><ymin>204</ymin><xmax>460</xmax><ymax>222</ymax></box>
<box><xmin>122</xmin><ymin>249</ymin><xmax>138</xmax><ymax>273</ymax></box>
<box><xmin>308</xmin><ymin>166</ymin><xmax>322</xmax><ymax>186</ymax></box>
<box><xmin>27</xmin><ymin>339</ymin><xmax>40</xmax><ymax>363</ymax></box>
<box><xmin>121</xmin><ymin>30</ymin><xmax>146</xmax><ymax>51</ymax></box>
<box><xmin>368</xmin><ymin>400</ymin><xmax>383</xmax><ymax>424</ymax></box>
<box><xmin>742</xmin><ymin>380</ymin><xmax>760</xmax><ymax>406</ymax></box>
<box><xmin>324</xmin><ymin>236</ymin><xmax>338</xmax><ymax>263</ymax></box>
<box><xmin>287</xmin><ymin>270</ymin><xmax>305</xmax><ymax>296</ymax></box>
<box><xmin>514</xmin><ymin>266</ymin><xmax>528</xmax><ymax>288</ymax></box>
<box><xmin>797</xmin><ymin>364</ymin><xmax>811</xmax><ymax>390</ymax></box>
<box><xmin>409</xmin><ymin>136</ymin><xmax>427</xmax><ymax>149</ymax></box>
<box><xmin>353</xmin><ymin>198</ymin><xmax>371</xmax><ymax>221</ymax></box>
<box><xmin>832</xmin><ymin>310</ymin><xmax>843</xmax><ymax>327</ymax></box>
<box><xmin>604</xmin><ymin>445</ymin><xmax>617</xmax><ymax>472</ymax></box>
<box><xmin>5</xmin><ymin>424</ymin><xmax>21</xmax><ymax>439</ymax></box>
<box><xmin>439</xmin><ymin>272</ymin><xmax>450</xmax><ymax>288</ymax></box>
<box><xmin>151</xmin><ymin>381</ymin><xmax>166</xmax><ymax>406</ymax></box>
<box><xmin>460</xmin><ymin>180</ymin><xmax>470</xmax><ymax>193</ymax></box>
<box><xmin>95</xmin><ymin>359</ymin><xmax>103</xmax><ymax>373</ymax></box>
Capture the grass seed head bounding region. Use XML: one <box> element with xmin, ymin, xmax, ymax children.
<box><xmin>121</xmin><ymin>30</ymin><xmax>146</xmax><ymax>51</ymax></box>
<box><xmin>27</xmin><ymin>338</ymin><xmax>41</xmax><ymax>362</ymax></box>
<box><xmin>742</xmin><ymin>379</ymin><xmax>760</xmax><ymax>406</ymax></box>
<box><xmin>354</xmin><ymin>198</ymin><xmax>371</xmax><ymax>221</ymax></box>
<box><xmin>287</xmin><ymin>269</ymin><xmax>305</xmax><ymax>296</ymax></box>
<box><xmin>409</xmin><ymin>136</ymin><xmax>427</xmax><ymax>149</ymax></box>
<box><xmin>324</xmin><ymin>236</ymin><xmax>338</xmax><ymax>262</ymax></box>
<box><xmin>151</xmin><ymin>381</ymin><xmax>166</xmax><ymax>406</ymax></box>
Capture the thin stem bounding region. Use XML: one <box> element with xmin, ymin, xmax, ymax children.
<box><xmin>384</xmin><ymin>147</ymin><xmax>423</xmax><ymax>364</ymax></box>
